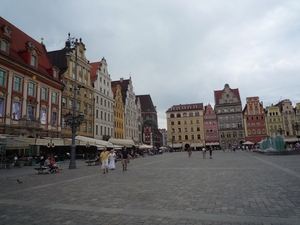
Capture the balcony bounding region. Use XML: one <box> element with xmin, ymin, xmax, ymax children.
<box><xmin>19</xmin><ymin>116</ymin><xmax>40</xmax><ymax>129</ymax></box>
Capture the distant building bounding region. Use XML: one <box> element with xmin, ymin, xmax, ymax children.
<box><xmin>276</xmin><ymin>99</ymin><xmax>297</xmax><ymax>142</ymax></box>
<box><xmin>159</xmin><ymin>128</ymin><xmax>168</xmax><ymax>147</ymax></box>
<box><xmin>48</xmin><ymin>35</ymin><xmax>94</xmax><ymax>139</ymax></box>
<box><xmin>214</xmin><ymin>84</ymin><xmax>245</xmax><ymax>149</ymax></box>
<box><xmin>243</xmin><ymin>97</ymin><xmax>267</xmax><ymax>143</ymax></box>
<box><xmin>204</xmin><ymin>104</ymin><xmax>219</xmax><ymax>147</ymax></box>
<box><xmin>136</xmin><ymin>94</ymin><xmax>161</xmax><ymax>148</ymax></box>
<box><xmin>90</xmin><ymin>57</ymin><xmax>114</xmax><ymax>141</ymax></box>
<box><xmin>166</xmin><ymin>103</ymin><xmax>205</xmax><ymax>150</ymax></box>
<box><xmin>111</xmin><ymin>84</ymin><xmax>124</xmax><ymax>139</ymax></box>
<box><xmin>111</xmin><ymin>77</ymin><xmax>140</xmax><ymax>144</ymax></box>
<box><xmin>265</xmin><ymin>105</ymin><xmax>283</xmax><ymax>137</ymax></box>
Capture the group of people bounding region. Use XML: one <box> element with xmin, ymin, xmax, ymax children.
<box><xmin>44</xmin><ymin>154</ymin><xmax>61</xmax><ymax>173</ymax></box>
<box><xmin>99</xmin><ymin>147</ymin><xmax>133</xmax><ymax>174</ymax></box>
<box><xmin>187</xmin><ymin>147</ymin><xmax>213</xmax><ymax>159</ymax></box>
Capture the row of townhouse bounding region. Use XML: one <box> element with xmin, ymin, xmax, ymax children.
<box><xmin>0</xmin><ymin>17</ymin><xmax>161</xmax><ymax>149</ymax></box>
<box><xmin>166</xmin><ymin>84</ymin><xmax>300</xmax><ymax>150</ymax></box>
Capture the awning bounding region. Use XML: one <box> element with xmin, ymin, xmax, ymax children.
<box><xmin>0</xmin><ymin>138</ymin><xmax>30</xmax><ymax>150</ymax></box>
<box><xmin>36</xmin><ymin>138</ymin><xmax>51</xmax><ymax>146</ymax></box>
<box><xmin>284</xmin><ymin>138</ymin><xmax>299</xmax><ymax>142</ymax></box>
<box><xmin>190</xmin><ymin>143</ymin><xmax>204</xmax><ymax>147</ymax></box>
<box><xmin>205</xmin><ymin>142</ymin><xmax>220</xmax><ymax>146</ymax></box>
<box><xmin>64</xmin><ymin>139</ymin><xmax>87</xmax><ymax>146</ymax></box>
<box><xmin>139</xmin><ymin>144</ymin><xmax>152</xmax><ymax>149</ymax></box>
<box><xmin>108</xmin><ymin>138</ymin><xmax>135</xmax><ymax>147</ymax></box>
<box><xmin>243</xmin><ymin>141</ymin><xmax>254</xmax><ymax>145</ymax></box>
<box><xmin>76</xmin><ymin>135</ymin><xmax>113</xmax><ymax>148</ymax></box>
<box><xmin>170</xmin><ymin>143</ymin><xmax>183</xmax><ymax>148</ymax></box>
<box><xmin>13</xmin><ymin>137</ymin><xmax>36</xmax><ymax>145</ymax></box>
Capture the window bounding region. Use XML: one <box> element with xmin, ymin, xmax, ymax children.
<box><xmin>41</xmin><ymin>87</ymin><xmax>47</xmax><ymax>100</ymax></box>
<box><xmin>89</xmin><ymin>106</ymin><xmax>92</xmax><ymax>115</ymax></box>
<box><xmin>69</xmin><ymin>100</ymin><xmax>73</xmax><ymax>109</ymax></box>
<box><xmin>96</xmin><ymin>125</ymin><xmax>98</xmax><ymax>135</ymax></box>
<box><xmin>84</xmin><ymin>104</ymin><xmax>87</xmax><ymax>114</ymax></box>
<box><xmin>31</xmin><ymin>55</ymin><xmax>37</xmax><ymax>66</ymax></box>
<box><xmin>53</xmin><ymin>70</ymin><xmax>58</xmax><ymax>78</ymax></box>
<box><xmin>0</xmin><ymin>69</ymin><xmax>6</xmax><ymax>86</ymax></box>
<box><xmin>27</xmin><ymin>105</ymin><xmax>34</xmax><ymax>120</ymax></box>
<box><xmin>83</xmin><ymin>122</ymin><xmax>87</xmax><ymax>132</ymax></box>
<box><xmin>28</xmin><ymin>82</ymin><xmax>36</xmax><ymax>96</ymax></box>
<box><xmin>0</xmin><ymin>98</ymin><xmax>4</xmax><ymax>117</ymax></box>
<box><xmin>13</xmin><ymin>76</ymin><xmax>22</xmax><ymax>92</ymax></box>
<box><xmin>52</xmin><ymin>111</ymin><xmax>57</xmax><ymax>126</ymax></box>
<box><xmin>62</xmin><ymin>97</ymin><xmax>66</xmax><ymax>107</ymax></box>
<box><xmin>52</xmin><ymin>92</ymin><xmax>58</xmax><ymax>104</ymax></box>
<box><xmin>89</xmin><ymin>123</ymin><xmax>92</xmax><ymax>133</ymax></box>
<box><xmin>1</xmin><ymin>40</ymin><xmax>8</xmax><ymax>52</ymax></box>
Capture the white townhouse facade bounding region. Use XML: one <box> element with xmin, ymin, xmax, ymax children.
<box><xmin>90</xmin><ymin>57</ymin><xmax>114</xmax><ymax>140</ymax></box>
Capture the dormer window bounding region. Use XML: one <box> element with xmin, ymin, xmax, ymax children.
<box><xmin>1</xmin><ymin>40</ymin><xmax>8</xmax><ymax>52</ymax></box>
<box><xmin>53</xmin><ymin>69</ymin><xmax>58</xmax><ymax>78</ymax></box>
<box><xmin>31</xmin><ymin>55</ymin><xmax>37</xmax><ymax>66</ymax></box>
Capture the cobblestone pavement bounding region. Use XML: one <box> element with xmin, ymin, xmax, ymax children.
<box><xmin>0</xmin><ymin>150</ymin><xmax>300</xmax><ymax>225</ymax></box>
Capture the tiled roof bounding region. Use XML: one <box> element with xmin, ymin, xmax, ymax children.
<box><xmin>89</xmin><ymin>61</ymin><xmax>101</xmax><ymax>84</ymax></box>
<box><xmin>214</xmin><ymin>86</ymin><xmax>241</xmax><ymax>103</ymax></box>
<box><xmin>47</xmin><ymin>49</ymin><xmax>69</xmax><ymax>75</ymax></box>
<box><xmin>0</xmin><ymin>17</ymin><xmax>56</xmax><ymax>79</ymax></box>
<box><xmin>111</xmin><ymin>78</ymin><xmax>130</xmax><ymax>105</ymax></box>
<box><xmin>136</xmin><ymin>94</ymin><xmax>156</xmax><ymax>112</ymax></box>
<box><xmin>166</xmin><ymin>103</ymin><xmax>203</xmax><ymax>112</ymax></box>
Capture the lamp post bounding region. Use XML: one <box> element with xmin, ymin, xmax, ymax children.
<box><xmin>171</xmin><ymin>127</ymin><xmax>174</xmax><ymax>152</ymax></box>
<box><xmin>64</xmin><ymin>33</ymin><xmax>85</xmax><ymax>169</ymax></box>
<box><xmin>292</xmin><ymin>122</ymin><xmax>300</xmax><ymax>141</ymax></box>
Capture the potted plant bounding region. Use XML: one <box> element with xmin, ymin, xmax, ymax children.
<box><xmin>7</xmin><ymin>161</ymin><xmax>14</xmax><ymax>169</ymax></box>
<box><xmin>18</xmin><ymin>161</ymin><xmax>25</xmax><ymax>168</ymax></box>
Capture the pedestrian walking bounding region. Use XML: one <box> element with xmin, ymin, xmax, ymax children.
<box><xmin>108</xmin><ymin>149</ymin><xmax>116</xmax><ymax>170</ymax></box>
<box><xmin>187</xmin><ymin>148</ymin><xmax>192</xmax><ymax>157</ymax></box>
<box><xmin>202</xmin><ymin>147</ymin><xmax>206</xmax><ymax>159</ymax></box>
<box><xmin>209</xmin><ymin>146</ymin><xmax>213</xmax><ymax>159</ymax></box>
<box><xmin>121</xmin><ymin>146</ymin><xmax>132</xmax><ymax>171</ymax></box>
<box><xmin>100</xmin><ymin>148</ymin><xmax>110</xmax><ymax>174</ymax></box>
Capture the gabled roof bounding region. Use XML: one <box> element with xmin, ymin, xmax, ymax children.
<box><xmin>214</xmin><ymin>84</ymin><xmax>241</xmax><ymax>104</ymax></box>
<box><xmin>136</xmin><ymin>94</ymin><xmax>156</xmax><ymax>113</ymax></box>
<box><xmin>0</xmin><ymin>17</ymin><xmax>56</xmax><ymax>79</ymax></box>
<box><xmin>111</xmin><ymin>78</ymin><xmax>130</xmax><ymax>105</ymax></box>
<box><xmin>47</xmin><ymin>49</ymin><xmax>69</xmax><ymax>75</ymax></box>
<box><xmin>89</xmin><ymin>61</ymin><xmax>101</xmax><ymax>84</ymax></box>
<box><xmin>166</xmin><ymin>103</ymin><xmax>203</xmax><ymax>112</ymax></box>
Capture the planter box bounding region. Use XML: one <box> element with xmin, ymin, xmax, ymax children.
<box><xmin>18</xmin><ymin>161</ymin><xmax>25</xmax><ymax>168</ymax></box>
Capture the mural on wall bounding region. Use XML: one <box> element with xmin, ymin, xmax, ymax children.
<box><xmin>12</xmin><ymin>101</ymin><xmax>20</xmax><ymax>120</ymax></box>
<box><xmin>40</xmin><ymin>109</ymin><xmax>46</xmax><ymax>125</ymax></box>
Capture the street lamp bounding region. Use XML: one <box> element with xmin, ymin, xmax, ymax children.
<box><xmin>292</xmin><ymin>122</ymin><xmax>300</xmax><ymax>141</ymax></box>
<box><xmin>64</xmin><ymin>33</ymin><xmax>85</xmax><ymax>169</ymax></box>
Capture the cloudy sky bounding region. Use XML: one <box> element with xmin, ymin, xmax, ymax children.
<box><xmin>2</xmin><ymin>0</ymin><xmax>300</xmax><ymax>129</ymax></box>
